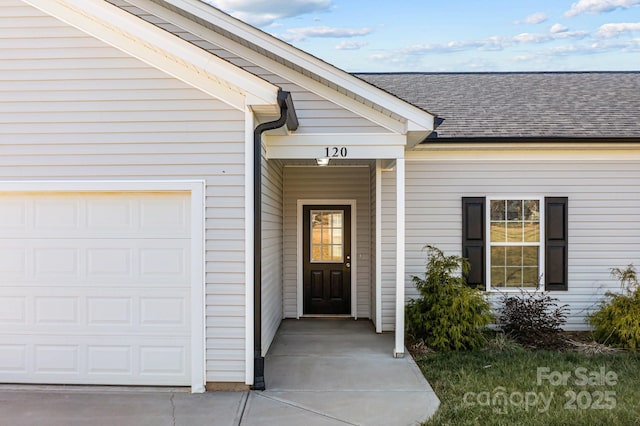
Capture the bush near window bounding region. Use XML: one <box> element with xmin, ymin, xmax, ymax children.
<box><xmin>589</xmin><ymin>264</ymin><xmax>640</xmax><ymax>351</ymax></box>
<box><xmin>497</xmin><ymin>290</ymin><xmax>569</xmax><ymax>349</ymax></box>
<box><xmin>406</xmin><ymin>245</ymin><xmax>493</xmax><ymax>351</ymax></box>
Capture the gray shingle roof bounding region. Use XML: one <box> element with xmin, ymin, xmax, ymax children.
<box><xmin>355</xmin><ymin>72</ymin><xmax>640</xmax><ymax>139</ymax></box>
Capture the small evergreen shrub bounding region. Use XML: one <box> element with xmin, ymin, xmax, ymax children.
<box><xmin>589</xmin><ymin>264</ymin><xmax>640</xmax><ymax>351</ymax></box>
<box><xmin>498</xmin><ymin>291</ymin><xmax>569</xmax><ymax>349</ymax></box>
<box><xmin>405</xmin><ymin>245</ymin><xmax>493</xmax><ymax>352</ymax></box>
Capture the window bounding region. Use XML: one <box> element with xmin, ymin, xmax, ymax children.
<box><xmin>488</xmin><ymin>199</ymin><xmax>542</xmax><ymax>290</ymax></box>
<box><xmin>462</xmin><ymin>197</ymin><xmax>568</xmax><ymax>291</ymax></box>
<box><xmin>310</xmin><ymin>210</ymin><xmax>344</xmax><ymax>262</ymax></box>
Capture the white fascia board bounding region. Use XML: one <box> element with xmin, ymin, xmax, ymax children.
<box><xmin>407</xmin><ymin>142</ymin><xmax>640</xmax><ymax>161</ymax></box>
<box><xmin>266</xmin><ymin>134</ymin><xmax>405</xmax><ymax>160</ymax></box>
<box><xmin>267</xmin><ymin>134</ymin><xmax>407</xmax><ymax>147</ymax></box>
<box><xmin>159</xmin><ymin>0</ymin><xmax>435</xmax><ymax>133</ymax></box>
<box><xmin>23</xmin><ymin>0</ymin><xmax>279</xmax><ymax>112</ymax></box>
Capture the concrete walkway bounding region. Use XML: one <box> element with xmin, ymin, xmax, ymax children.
<box><xmin>0</xmin><ymin>319</ymin><xmax>439</xmax><ymax>425</ymax></box>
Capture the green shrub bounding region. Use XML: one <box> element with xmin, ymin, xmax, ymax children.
<box><xmin>588</xmin><ymin>264</ymin><xmax>640</xmax><ymax>351</ymax></box>
<box><xmin>498</xmin><ymin>290</ymin><xmax>569</xmax><ymax>349</ymax></box>
<box><xmin>406</xmin><ymin>245</ymin><xmax>493</xmax><ymax>351</ymax></box>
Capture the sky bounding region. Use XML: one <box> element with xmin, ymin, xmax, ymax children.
<box><xmin>202</xmin><ymin>0</ymin><xmax>640</xmax><ymax>72</ymax></box>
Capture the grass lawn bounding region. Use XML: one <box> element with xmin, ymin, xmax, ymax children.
<box><xmin>415</xmin><ymin>349</ymin><xmax>640</xmax><ymax>426</ymax></box>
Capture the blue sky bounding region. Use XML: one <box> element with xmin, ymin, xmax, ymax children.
<box><xmin>203</xmin><ymin>0</ymin><xmax>640</xmax><ymax>72</ymax></box>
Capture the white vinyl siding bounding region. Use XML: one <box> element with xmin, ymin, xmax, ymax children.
<box><xmin>283</xmin><ymin>166</ymin><xmax>372</xmax><ymax>318</ymax></box>
<box><xmin>400</xmin><ymin>153</ymin><xmax>640</xmax><ymax>330</ymax></box>
<box><xmin>261</xmin><ymin>153</ymin><xmax>284</xmax><ymax>356</ymax></box>
<box><xmin>1</xmin><ymin>2</ymin><xmax>246</xmax><ymax>382</ymax></box>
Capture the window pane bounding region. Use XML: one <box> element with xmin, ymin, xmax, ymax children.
<box><xmin>321</xmin><ymin>228</ymin><xmax>331</xmax><ymax>244</ymax></box>
<box><xmin>491</xmin><ymin>246</ymin><xmax>505</xmax><ymax>266</ymax></box>
<box><xmin>312</xmin><ymin>232</ymin><xmax>322</xmax><ymax>251</ymax></box>
<box><xmin>332</xmin><ymin>245</ymin><xmax>342</xmax><ymax>261</ymax></box>
<box><xmin>506</xmin><ymin>222</ymin><xmax>523</xmax><ymax>242</ymax></box>
<box><xmin>522</xmin><ymin>247</ymin><xmax>539</xmax><ymax>267</ymax></box>
<box><xmin>490</xmin><ymin>200</ymin><xmax>505</xmax><ymax>221</ymax></box>
<box><xmin>523</xmin><ymin>267</ymin><xmax>539</xmax><ymax>287</ymax></box>
<box><xmin>491</xmin><ymin>267</ymin><xmax>505</xmax><ymax>288</ymax></box>
<box><xmin>331</xmin><ymin>213</ymin><xmax>342</xmax><ymax>227</ymax></box>
<box><xmin>332</xmin><ymin>228</ymin><xmax>342</xmax><ymax>244</ymax></box>
<box><xmin>506</xmin><ymin>246</ymin><xmax>522</xmax><ymax>266</ymax></box>
<box><xmin>491</xmin><ymin>222</ymin><xmax>506</xmax><ymax>242</ymax></box>
<box><xmin>523</xmin><ymin>222</ymin><xmax>539</xmax><ymax>242</ymax></box>
<box><xmin>505</xmin><ymin>267</ymin><xmax>522</xmax><ymax>287</ymax></box>
<box><xmin>507</xmin><ymin>200</ymin><xmax>522</xmax><ymax>220</ymax></box>
<box><xmin>523</xmin><ymin>200</ymin><xmax>540</xmax><ymax>220</ymax></box>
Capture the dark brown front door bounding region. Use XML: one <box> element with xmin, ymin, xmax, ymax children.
<box><xmin>303</xmin><ymin>205</ymin><xmax>351</xmax><ymax>315</ymax></box>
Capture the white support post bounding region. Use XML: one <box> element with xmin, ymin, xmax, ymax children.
<box><xmin>375</xmin><ymin>160</ymin><xmax>382</xmax><ymax>333</ymax></box>
<box><xmin>394</xmin><ymin>158</ymin><xmax>405</xmax><ymax>358</ymax></box>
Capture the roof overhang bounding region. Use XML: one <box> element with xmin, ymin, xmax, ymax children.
<box><xmin>23</xmin><ymin>0</ymin><xmax>281</xmax><ymax>113</ymax></box>
<box><xmin>142</xmin><ymin>0</ymin><xmax>435</xmax><ymax>144</ymax></box>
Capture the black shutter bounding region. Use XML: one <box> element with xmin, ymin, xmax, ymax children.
<box><xmin>545</xmin><ymin>197</ymin><xmax>568</xmax><ymax>291</ymax></box>
<box><xmin>462</xmin><ymin>197</ymin><xmax>485</xmax><ymax>289</ymax></box>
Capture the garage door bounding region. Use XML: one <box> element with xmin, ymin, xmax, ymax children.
<box><xmin>0</xmin><ymin>191</ymin><xmax>191</xmax><ymax>386</ymax></box>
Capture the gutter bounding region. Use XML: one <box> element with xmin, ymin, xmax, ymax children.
<box><xmin>252</xmin><ymin>91</ymin><xmax>298</xmax><ymax>390</ymax></box>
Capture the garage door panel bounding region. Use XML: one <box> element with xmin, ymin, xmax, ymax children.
<box><xmin>0</xmin><ymin>192</ymin><xmax>190</xmax><ymax>239</ymax></box>
<box><xmin>0</xmin><ymin>191</ymin><xmax>192</xmax><ymax>386</ymax></box>
<box><xmin>0</xmin><ymin>289</ymin><xmax>190</xmax><ymax>333</ymax></box>
<box><xmin>0</xmin><ymin>336</ymin><xmax>190</xmax><ymax>385</ymax></box>
<box><xmin>0</xmin><ymin>239</ymin><xmax>189</xmax><ymax>285</ymax></box>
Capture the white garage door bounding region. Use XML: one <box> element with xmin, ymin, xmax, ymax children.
<box><xmin>0</xmin><ymin>191</ymin><xmax>192</xmax><ymax>386</ymax></box>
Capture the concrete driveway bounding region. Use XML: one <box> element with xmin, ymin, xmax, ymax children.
<box><xmin>1</xmin><ymin>319</ymin><xmax>439</xmax><ymax>425</ymax></box>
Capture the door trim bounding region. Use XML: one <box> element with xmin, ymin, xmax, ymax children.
<box><xmin>0</xmin><ymin>180</ymin><xmax>206</xmax><ymax>393</ymax></box>
<box><xmin>296</xmin><ymin>199</ymin><xmax>357</xmax><ymax>319</ymax></box>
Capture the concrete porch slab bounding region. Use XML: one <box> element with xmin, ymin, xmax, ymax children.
<box><xmin>256</xmin><ymin>319</ymin><xmax>440</xmax><ymax>425</ymax></box>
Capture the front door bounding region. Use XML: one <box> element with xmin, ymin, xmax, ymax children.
<box><xmin>303</xmin><ymin>205</ymin><xmax>351</xmax><ymax>314</ymax></box>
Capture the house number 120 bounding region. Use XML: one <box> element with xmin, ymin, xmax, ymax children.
<box><xmin>324</xmin><ymin>147</ymin><xmax>348</xmax><ymax>158</ymax></box>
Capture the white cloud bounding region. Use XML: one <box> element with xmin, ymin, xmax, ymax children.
<box><xmin>596</xmin><ymin>22</ymin><xmax>640</xmax><ymax>37</ymax></box>
<box><xmin>388</xmin><ymin>38</ymin><xmax>508</xmax><ymax>55</ymax></box>
<box><xmin>368</xmin><ymin>26</ymin><xmax>595</xmax><ymax>67</ymax></box>
<box><xmin>203</xmin><ymin>0</ymin><xmax>332</xmax><ymax>26</ymax></box>
<box><xmin>553</xmin><ymin>30</ymin><xmax>590</xmax><ymax>39</ymax></box>
<box><xmin>335</xmin><ymin>40</ymin><xmax>368</xmax><ymax>50</ymax></box>
<box><xmin>512</xmin><ymin>29</ymin><xmax>589</xmax><ymax>44</ymax></box>
<box><xmin>513</xmin><ymin>32</ymin><xmax>552</xmax><ymax>43</ymax></box>
<box><xmin>514</xmin><ymin>54</ymin><xmax>536</xmax><ymax>61</ymax></box>
<box><xmin>515</xmin><ymin>12</ymin><xmax>549</xmax><ymax>25</ymax></box>
<box><xmin>280</xmin><ymin>26</ymin><xmax>373</xmax><ymax>42</ymax></box>
<box><xmin>565</xmin><ymin>0</ymin><xmax>640</xmax><ymax>17</ymax></box>
<box><xmin>550</xmin><ymin>23</ymin><xmax>569</xmax><ymax>33</ymax></box>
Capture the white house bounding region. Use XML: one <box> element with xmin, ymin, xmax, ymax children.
<box><xmin>1</xmin><ymin>0</ymin><xmax>639</xmax><ymax>392</ymax></box>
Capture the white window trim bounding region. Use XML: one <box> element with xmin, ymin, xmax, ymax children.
<box><xmin>485</xmin><ymin>196</ymin><xmax>545</xmax><ymax>292</ymax></box>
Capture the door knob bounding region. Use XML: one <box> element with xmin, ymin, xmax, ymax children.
<box><xmin>346</xmin><ymin>262</ymin><xmax>351</xmax><ymax>268</ymax></box>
